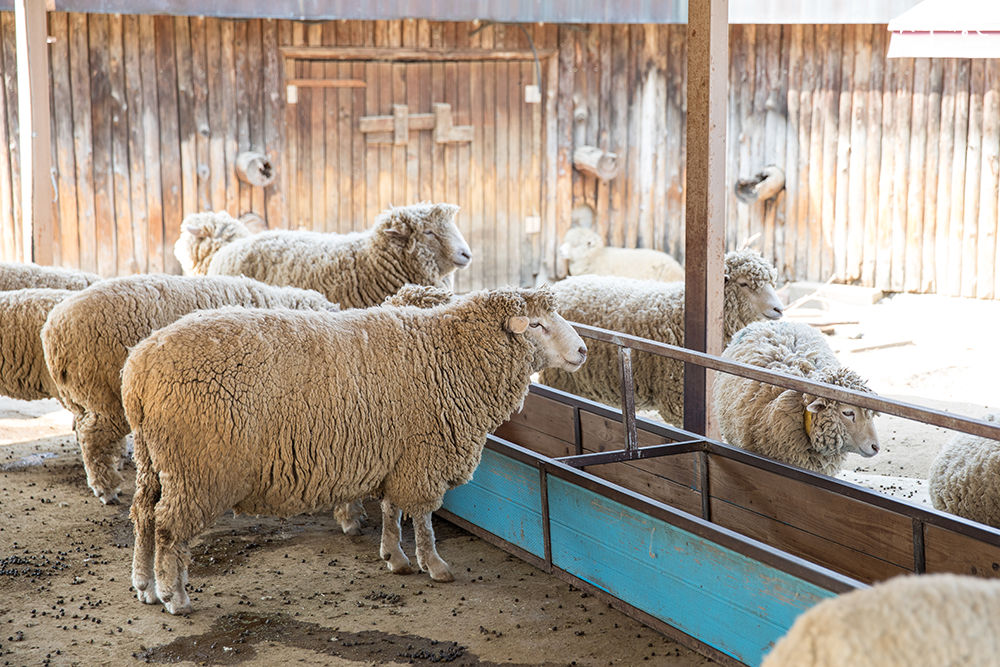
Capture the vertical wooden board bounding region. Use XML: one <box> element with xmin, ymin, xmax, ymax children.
<box><xmin>506</xmin><ymin>53</ymin><xmax>522</xmax><ymax>286</ymax></box>
<box><xmin>1</xmin><ymin>12</ymin><xmax>21</xmax><ymax>261</ymax></box>
<box><xmin>979</xmin><ymin>58</ymin><xmax>1000</xmax><ymax>300</ymax></box>
<box><xmin>138</xmin><ymin>15</ymin><xmax>163</xmax><ymax>273</ymax></box>
<box><xmin>765</xmin><ymin>25</ymin><xmax>787</xmax><ymax>272</ymax></box>
<box><xmin>750</xmin><ymin>25</ymin><xmax>770</xmax><ymax>253</ymax></box>
<box><xmin>935</xmin><ymin>58</ymin><xmax>958</xmax><ymax>295</ymax></box>
<box><xmin>48</xmin><ymin>13</ymin><xmax>79</xmax><ymax>268</ymax></box>
<box><xmin>467</xmin><ymin>41</ymin><xmax>485</xmax><ymax>290</ymax></box>
<box><xmin>736</xmin><ymin>25</ymin><xmax>757</xmax><ymax>252</ymax></box>
<box><xmin>875</xmin><ymin>54</ymin><xmax>897</xmax><ymax>291</ymax></box>
<box><xmin>443</xmin><ymin>24</ymin><xmax>459</xmax><ymax>253</ymax></box>
<box><xmin>577</xmin><ymin>25</ymin><xmax>599</xmax><ymax>218</ymax></box>
<box><xmin>904</xmin><ymin>58</ymin><xmax>930</xmax><ymax>294</ymax></box>
<box><xmin>364</xmin><ymin>47</ymin><xmax>379</xmax><ymax>230</ymax></box>
<box><xmin>376</xmin><ymin>22</ymin><xmax>392</xmax><ymax>219</ymax></box>
<box><xmin>807</xmin><ymin>25</ymin><xmax>829</xmax><ymax>282</ymax></box>
<box><xmin>783</xmin><ymin>25</ymin><xmax>802</xmax><ymax>279</ymax></box>
<box><xmin>0</xmin><ymin>13</ymin><xmax>14</xmax><ymax>261</ymax></box>
<box><xmin>523</xmin><ymin>45</ymin><xmax>543</xmax><ymax>287</ymax></box>
<box><xmin>480</xmin><ymin>26</ymin><xmax>498</xmax><ymax>289</ymax></box>
<box><xmin>246</xmin><ymin>20</ymin><xmax>265</xmax><ymax>217</ymax></box>
<box><xmin>947</xmin><ymin>59</ymin><xmax>971</xmax><ymax>297</ymax></box>
<box><xmin>862</xmin><ymin>27</ymin><xmax>886</xmax><ymax>287</ymax></box>
<box><xmin>221</xmin><ymin>20</ymin><xmax>240</xmax><ymax>217</ymax></box>
<box><xmin>652</xmin><ymin>26</ymin><xmax>668</xmax><ymax>255</ymax></box>
<box><xmin>833</xmin><ymin>25</ymin><xmax>854</xmax><ymax>282</ymax></box>
<box><xmin>321</xmin><ymin>22</ymin><xmax>337</xmax><ymax>232</ymax></box>
<box><xmin>390</xmin><ymin>21</ymin><xmax>405</xmax><ymax>212</ymax></box>
<box><xmin>961</xmin><ymin>59</ymin><xmax>984</xmax><ymax>298</ymax></box>
<box><xmin>174</xmin><ymin>17</ymin><xmax>198</xmax><ymax>224</ymax></box>
<box><xmin>88</xmin><ymin>14</ymin><xmax>116</xmax><ymax>277</ymax></box>
<box><xmin>429</xmin><ymin>20</ymin><xmax>445</xmax><ymax>211</ymax></box>
<box><xmin>594</xmin><ymin>24</ymin><xmax>613</xmax><ymax>249</ymax></box>
<box><xmin>920</xmin><ymin>58</ymin><xmax>943</xmax><ymax>294</ymax></box>
<box><xmin>402</xmin><ymin>21</ymin><xmax>418</xmax><ymax>207</ymax></box>
<box><xmin>495</xmin><ymin>53</ymin><xmax>510</xmax><ymax>289</ymax></box>
<box><xmin>234</xmin><ymin>20</ymin><xmax>252</xmax><ymax>217</ymax></box>
<box><xmin>795</xmin><ymin>25</ymin><xmax>814</xmax><ymax>279</ymax></box>
<box><xmin>846</xmin><ymin>25</ymin><xmax>872</xmax><ymax>283</ymax></box>
<box><xmin>155</xmin><ymin>15</ymin><xmax>183</xmax><ymax>275</ymax></box>
<box><xmin>924</xmin><ymin>523</ymin><xmax>1000</xmax><ymax>579</ymax></box>
<box><xmin>541</xmin><ymin>25</ymin><xmax>559</xmax><ymax>282</ymax></box>
<box><xmin>122</xmin><ymin>14</ymin><xmax>148</xmax><ymax>274</ymax></box>
<box><xmin>726</xmin><ymin>25</ymin><xmax>743</xmax><ymax>252</ymax></box>
<box><xmin>108</xmin><ymin>14</ymin><xmax>135</xmax><ymax>276</ymax></box>
<box><xmin>291</xmin><ymin>23</ymin><xmax>310</xmax><ymax>228</ymax></box>
<box><xmin>204</xmin><ymin>18</ymin><xmax>226</xmax><ymax>213</ymax></box>
<box><xmin>819</xmin><ymin>25</ymin><xmax>841</xmax><ymax>282</ymax></box>
<box><xmin>280</xmin><ymin>21</ymin><xmax>297</xmax><ymax>229</ymax></box>
<box><xmin>623</xmin><ymin>25</ymin><xmax>641</xmax><ymax>250</ymax></box>
<box><xmin>351</xmin><ymin>22</ymin><xmax>369</xmax><ymax>230</ymax></box>
<box><xmin>547</xmin><ymin>476</ymin><xmax>840</xmax><ymax>667</ymax></box>
<box><xmin>440</xmin><ymin>448</ymin><xmax>545</xmax><ymax>559</ymax></box>
<box><xmin>334</xmin><ymin>22</ymin><xmax>353</xmax><ymax>233</ymax></box>
<box><xmin>608</xmin><ymin>25</ymin><xmax>629</xmax><ymax>248</ymax></box>
<box><xmin>635</xmin><ymin>25</ymin><xmax>657</xmax><ymax>252</ymax></box>
<box><xmin>664</xmin><ymin>25</ymin><xmax>684</xmax><ymax>261</ymax></box>
<box><xmin>190</xmin><ymin>17</ymin><xmax>212</xmax><ymax>215</ymax></box>
<box><xmin>416</xmin><ymin>20</ymin><xmax>432</xmax><ymax>203</ymax></box>
<box><xmin>262</xmin><ymin>18</ymin><xmax>284</xmax><ymax>230</ymax></box>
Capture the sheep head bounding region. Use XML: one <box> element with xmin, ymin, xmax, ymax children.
<box><xmin>377</xmin><ymin>202</ymin><xmax>472</xmax><ymax>280</ymax></box>
<box><xmin>558</xmin><ymin>227</ymin><xmax>604</xmax><ymax>266</ymax></box>
<box><xmin>804</xmin><ymin>367</ymin><xmax>880</xmax><ymax>459</ymax></box>
<box><xmin>723</xmin><ymin>249</ymin><xmax>784</xmax><ymax>338</ymax></box>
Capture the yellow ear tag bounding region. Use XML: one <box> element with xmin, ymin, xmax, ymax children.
<box><xmin>804</xmin><ymin>409</ymin><xmax>812</xmax><ymax>437</ymax></box>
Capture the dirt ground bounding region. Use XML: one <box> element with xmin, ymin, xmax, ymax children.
<box><xmin>2</xmin><ymin>288</ymin><xmax>997</xmax><ymax>667</ymax></box>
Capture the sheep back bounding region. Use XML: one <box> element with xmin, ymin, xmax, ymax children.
<box><xmin>173</xmin><ymin>211</ymin><xmax>252</xmax><ymax>275</ymax></box>
<box><xmin>0</xmin><ymin>262</ymin><xmax>100</xmax><ymax>291</ymax></box>
<box><xmin>0</xmin><ymin>288</ymin><xmax>75</xmax><ymax>401</ymax></box>
<box><xmin>560</xmin><ymin>227</ymin><xmax>684</xmax><ymax>283</ymax></box>
<box><xmin>928</xmin><ymin>413</ymin><xmax>1000</xmax><ymax>529</ymax></box>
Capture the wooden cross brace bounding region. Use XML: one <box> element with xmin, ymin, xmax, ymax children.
<box><xmin>359</xmin><ymin>103</ymin><xmax>474</xmax><ymax>145</ymax></box>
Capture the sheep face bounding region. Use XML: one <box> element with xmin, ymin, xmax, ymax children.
<box><xmin>380</xmin><ymin>202</ymin><xmax>472</xmax><ymax>278</ymax></box>
<box><xmin>558</xmin><ymin>227</ymin><xmax>602</xmax><ymax>263</ymax></box>
<box><xmin>519</xmin><ymin>308</ymin><xmax>588</xmax><ymax>373</ymax></box>
<box><xmin>806</xmin><ymin>368</ymin><xmax>880</xmax><ymax>458</ymax></box>
<box><xmin>724</xmin><ymin>250</ymin><xmax>784</xmax><ymax>326</ymax></box>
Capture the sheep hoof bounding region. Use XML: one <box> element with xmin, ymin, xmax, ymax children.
<box><xmin>340</xmin><ymin>520</ymin><xmax>365</xmax><ymax>536</ymax></box>
<box><xmin>429</xmin><ymin>569</ymin><xmax>455</xmax><ymax>583</ymax></box>
<box><xmin>98</xmin><ymin>491</ymin><xmax>121</xmax><ymax>505</ymax></box>
<box><xmin>161</xmin><ymin>591</ymin><xmax>192</xmax><ymax>616</ymax></box>
<box><xmin>134</xmin><ymin>583</ymin><xmax>158</xmax><ymax>605</ymax></box>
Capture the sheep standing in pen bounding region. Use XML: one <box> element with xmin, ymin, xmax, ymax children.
<box><xmin>761</xmin><ymin>573</ymin><xmax>1000</xmax><ymax>666</ymax></box>
<box><xmin>41</xmin><ymin>274</ymin><xmax>340</xmax><ymax>505</ymax></box>
<box><xmin>928</xmin><ymin>412</ymin><xmax>1000</xmax><ymax>528</ymax></box>
<box><xmin>557</xmin><ymin>226</ymin><xmax>685</xmax><ymax>282</ymax></box>
<box><xmin>173</xmin><ymin>202</ymin><xmax>472</xmax><ymax>308</ymax></box>
<box><xmin>172</xmin><ymin>210</ymin><xmax>252</xmax><ymax>276</ymax></box>
<box><xmin>712</xmin><ymin>320</ymin><xmax>880</xmax><ymax>476</ymax></box>
<box><xmin>0</xmin><ymin>289</ymin><xmax>75</xmax><ymax>402</ymax></box>
<box><xmin>539</xmin><ymin>249</ymin><xmax>783</xmax><ymax>425</ymax></box>
<box><xmin>121</xmin><ymin>286</ymin><xmax>587</xmax><ymax>615</ymax></box>
<box><xmin>0</xmin><ymin>261</ymin><xmax>100</xmax><ymax>291</ymax></box>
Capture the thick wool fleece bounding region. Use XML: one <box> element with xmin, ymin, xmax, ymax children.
<box><xmin>0</xmin><ymin>262</ymin><xmax>100</xmax><ymax>291</ymax></box>
<box><xmin>41</xmin><ymin>274</ymin><xmax>339</xmax><ymax>503</ymax></box>
<box><xmin>713</xmin><ymin>321</ymin><xmax>876</xmax><ymax>476</ymax></box>
<box><xmin>560</xmin><ymin>227</ymin><xmax>685</xmax><ymax>282</ymax></box>
<box><xmin>0</xmin><ymin>289</ymin><xmax>75</xmax><ymax>401</ymax></box>
<box><xmin>761</xmin><ymin>574</ymin><xmax>1000</xmax><ymax>667</ymax></box>
<box><xmin>198</xmin><ymin>202</ymin><xmax>469</xmax><ymax>308</ymax></box>
<box><xmin>173</xmin><ymin>211</ymin><xmax>252</xmax><ymax>275</ymax></box>
<box><xmin>539</xmin><ymin>249</ymin><xmax>779</xmax><ymax>425</ymax></box>
<box><xmin>929</xmin><ymin>412</ymin><xmax>1000</xmax><ymax>528</ymax></box>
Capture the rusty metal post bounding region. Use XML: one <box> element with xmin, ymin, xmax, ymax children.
<box><xmin>684</xmin><ymin>0</ymin><xmax>728</xmax><ymax>438</ymax></box>
<box><xmin>617</xmin><ymin>346</ymin><xmax>638</xmax><ymax>457</ymax></box>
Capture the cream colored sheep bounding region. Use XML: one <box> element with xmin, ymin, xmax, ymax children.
<box><xmin>173</xmin><ymin>210</ymin><xmax>252</xmax><ymax>275</ymax></box>
<box><xmin>928</xmin><ymin>412</ymin><xmax>1000</xmax><ymax>528</ymax></box>
<box><xmin>0</xmin><ymin>289</ymin><xmax>75</xmax><ymax>402</ymax></box>
<box><xmin>174</xmin><ymin>202</ymin><xmax>472</xmax><ymax>308</ymax></box>
<box><xmin>539</xmin><ymin>249</ymin><xmax>783</xmax><ymax>425</ymax></box>
<box><xmin>122</xmin><ymin>286</ymin><xmax>587</xmax><ymax>614</ymax></box>
<box><xmin>41</xmin><ymin>274</ymin><xmax>340</xmax><ymax>505</ymax></box>
<box><xmin>713</xmin><ymin>320</ymin><xmax>880</xmax><ymax>476</ymax></box>
<box><xmin>761</xmin><ymin>573</ymin><xmax>1000</xmax><ymax>667</ymax></box>
<box><xmin>558</xmin><ymin>226</ymin><xmax>684</xmax><ymax>282</ymax></box>
<box><xmin>0</xmin><ymin>262</ymin><xmax>100</xmax><ymax>291</ymax></box>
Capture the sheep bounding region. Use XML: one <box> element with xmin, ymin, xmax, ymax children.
<box><xmin>121</xmin><ymin>285</ymin><xmax>587</xmax><ymax>614</ymax></box>
<box><xmin>0</xmin><ymin>261</ymin><xmax>100</xmax><ymax>291</ymax></box>
<box><xmin>173</xmin><ymin>202</ymin><xmax>472</xmax><ymax>308</ymax></box>
<box><xmin>40</xmin><ymin>274</ymin><xmax>341</xmax><ymax>506</ymax></box>
<box><xmin>172</xmin><ymin>210</ymin><xmax>252</xmax><ymax>276</ymax></box>
<box><xmin>557</xmin><ymin>226</ymin><xmax>685</xmax><ymax>282</ymax></box>
<box><xmin>760</xmin><ymin>573</ymin><xmax>1000</xmax><ymax>667</ymax></box>
<box><xmin>712</xmin><ymin>320</ymin><xmax>880</xmax><ymax>476</ymax></box>
<box><xmin>928</xmin><ymin>412</ymin><xmax>1000</xmax><ymax>528</ymax></box>
<box><xmin>0</xmin><ymin>289</ymin><xmax>75</xmax><ymax>402</ymax></box>
<box><xmin>538</xmin><ymin>249</ymin><xmax>784</xmax><ymax>426</ymax></box>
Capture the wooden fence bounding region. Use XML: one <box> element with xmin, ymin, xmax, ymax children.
<box><xmin>1</xmin><ymin>14</ymin><xmax>999</xmax><ymax>298</ymax></box>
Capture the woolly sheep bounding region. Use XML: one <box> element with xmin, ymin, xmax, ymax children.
<box><xmin>174</xmin><ymin>202</ymin><xmax>472</xmax><ymax>308</ymax></box>
<box><xmin>558</xmin><ymin>226</ymin><xmax>685</xmax><ymax>282</ymax></box>
<box><xmin>122</xmin><ymin>286</ymin><xmax>587</xmax><ymax>614</ymax></box>
<box><xmin>0</xmin><ymin>289</ymin><xmax>75</xmax><ymax>402</ymax></box>
<box><xmin>41</xmin><ymin>274</ymin><xmax>340</xmax><ymax>505</ymax></box>
<box><xmin>761</xmin><ymin>573</ymin><xmax>1000</xmax><ymax>667</ymax></box>
<box><xmin>173</xmin><ymin>210</ymin><xmax>252</xmax><ymax>276</ymax></box>
<box><xmin>539</xmin><ymin>249</ymin><xmax>783</xmax><ymax>425</ymax></box>
<box><xmin>0</xmin><ymin>261</ymin><xmax>100</xmax><ymax>291</ymax></box>
<box><xmin>713</xmin><ymin>320</ymin><xmax>880</xmax><ymax>476</ymax></box>
<box><xmin>928</xmin><ymin>412</ymin><xmax>1000</xmax><ymax>528</ymax></box>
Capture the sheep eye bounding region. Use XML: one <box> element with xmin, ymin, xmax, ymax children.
<box><xmin>842</xmin><ymin>410</ymin><xmax>855</xmax><ymax>420</ymax></box>
<box><xmin>424</xmin><ymin>230</ymin><xmax>435</xmax><ymax>237</ymax></box>
<box><xmin>529</xmin><ymin>322</ymin><xmax>545</xmax><ymax>330</ymax></box>
<box><xmin>738</xmin><ymin>281</ymin><xmax>749</xmax><ymax>288</ymax></box>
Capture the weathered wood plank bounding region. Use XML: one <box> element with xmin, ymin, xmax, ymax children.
<box><xmin>607</xmin><ymin>25</ymin><xmax>628</xmax><ymax>250</ymax></box>
<box><xmin>579</xmin><ymin>411</ymin><xmax>696</xmax><ymax>489</ymax></box>
<box><xmin>390</xmin><ymin>21</ymin><xmax>406</xmax><ymax>210</ymax></box>
<box><xmin>402</xmin><ymin>20</ymin><xmax>418</xmax><ymax>208</ymax></box>
<box><xmin>903</xmin><ymin>58</ymin><xmax>929</xmax><ymax>294</ymax></box>
<box><xmin>833</xmin><ymin>24</ymin><xmax>853</xmax><ymax>282</ymax></box>
<box><xmin>806</xmin><ymin>25</ymin><xmax>826</xmax><ymax>282</ymax></box>
<box><xmin>138</xmin><ymin>15</ymin><xmax>163</xmax><ymax>272</ymax></box>
<box><xmin>333</xmin><ymin>20</ymin><xmax>353</xmax><ymax>233</ymax></box>
<box><xmin>322</xmin><ymin>21</ymin><xmax>338</xmax><ymax>232</ymax></box>
<box><xmin>764</xmin><ymin>24</ymin><xmax>785</xmax><ymax>270</ymax></box>
<box><xmin>174</xmin><ymin>17</ymin><xmax>198</xmax><ymax>224</ymax></box>
<box><xmin>204</xmin><ymin>18</ymin><xmax>226</xmax><ymax>214</ymax></box>
<box><xmin>921</xmin><ymin>58</ymin><xmax>943</xmax><ymax>294</ymax></box>
<box><xmin>875</xmin><ymin>54</ymin><xmax>897</xmax><ymax>291</ymax></box>
<box><xmin>664</xmin><ymin>24</ymin><xmax>684</xmax><ymax>262</ymax></box>
<box><xmin>48</xmin><ymin>12</ymin><xmax>79</xmax><ymax>268</ymax></box>
<box><xmin>221</xmin><ymin>20</ymin><xmax>240</xmax><ymax>216</ymax></box>
<box><xmin>924</xmin><ymin>523</ymin><xmax>1000</xmax><ymax>579</ymax></box>
<box><xmin>506</xmin><ymin>41</ymin><xmax>523</xmax><ymax>286</ymax></box>
<box><xmin>107</xmin><ymin>13</ymin><xmax>135</xmax><ymax>276</ymax></box>
<box><xmin>495</xmin><ymin>28</ymin><xmax>511</xmax><ymax>289</ymax></box>
<box><xmin>862</xmin><ymin>26</ymin><xmax>884</xmax><ymax>287</ymax></box>
<box><xmin>961</xmin><ymin>59</ymin><xmax>985</xmax><ymax>298</ymax></box>
<box><xmin>783</xmin><ymin>24</ymin><xmax>803</xmax><ymax>279</ymax></box>
<box><xmin>278</xmin><ymin>45</ymin><xmax>556</xmax><ymax>61</ymax></box>
<box><xmin>376</xmin><ymin>22</ymin><xmax>393</xmax><ymax>222</ymax></box>
<box><xmin>89</xmin><ymin>13</ymin><xmax>115</xmax><ymax>277</ymax></box>
<box><xmin>947</xmin><ymin>61</ymin><xmax>972</xmax><ymax>297</ymax></box>
<box><xmin>122</xmin><ymin>15</ymin><xmax>148</xmax><ymax>273</ymax></box>
<box><xmin>190</xmin><ymin>16</ymin><xmax>211</xmax><ymax>215</ymax></box>
<box><xmin>934</xmin><ymin>58</ymin><xmax>958</xmax><ymax>295</ymax></box>
<box><xmin>246</xmin><ymin>20</ymin><xmax>265</xmax><ymax>218</ymax></box>
<box><xmin>481</xmin><ymin>25</ymin><xmax>498</xmax><ymax>288</ymax></box>
<box><xmin>0</xmin><ymin>13</ymin><xmax>17</xmax><ymax>262</ymax></box>
<box><xmin>623</xmin><ymin>25</ymin><xmax>641</xmax><ymax>250</ymax></box>
<box><xmin>979</xmin><ymin>58</ymin><xmax>1000</xmax><ymax>300</ymax></box>
<box><xmin>466</xmin><ymin>25</ymin><xmax>485</xmax><ymax>290</ymax></box>
<box><xmin>262</xmin><ymin>18</ymin><xmax>284</xmax><ymax>230</ymax></box>
<box><xmin>819</xmin><ymin>24</ymin><xmax>840</xmax><ymax>281</ymax></box>
<box><xmin>155</xmin><ymin>15</ymin><xmax>182</xmax><ymax>274</ymax></box>
<box><xmin>351</xmin><ymin>22</ymin><xmax>369</xmax><ymax>230</ymax></box>
<box><xmin>541</xmin><ymin>22</ymin><xmax>559</xmax><ymax>282</ymax></box>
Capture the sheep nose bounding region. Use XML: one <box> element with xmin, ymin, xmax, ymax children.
<box><xmin>578</xmin><ymin>346</ymin><xmax>588</xmax><ymax>360</ymax></box>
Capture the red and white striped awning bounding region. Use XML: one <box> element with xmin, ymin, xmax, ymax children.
<box><xmin>887</xmin><ymin>0</ymin><xmax>1000</xmax><ymax>58</ymax></box>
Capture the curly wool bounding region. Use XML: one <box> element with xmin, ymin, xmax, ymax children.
<box><xmin>713</xmin><ymin>321</ymin><xmax>877</xmax><ymax>477</ymax></box>
<box><xmin>762</xmin><ymin>574</ymin><xmax>1000</xmax><ymax>667</ymax></box>
<box><xmin>928</xmin><ymin>412</ymin><xmax>1000</xmax><ymax>528</ymax></box>
<box><xmin>41</xmin><ymin>274</ymin><xmax>340</xmax><ymax>503</ymax></box>
<box><xmin>184</xmin><ymin>202</ymin><xmax>469</xmax><ymax>308</ymax></box>
<box><xmin>173</xmin><ymin>211</ymin><xmax>252</xmax><ymax>275</ymax></box>
<box><xmin>0</xmin><ymin>289</ymin><xmax>75</xmax><ymax>401</ymax></box>
<box><xmin>559</xmin><ymin>227</ymin><xmax>685</xmax><ymax>282</ymax></box>
<box><xmin>539</xmin><ymin>250</ymin><xmax>778</xmax><ymax>425</ymax></box>
<box><xmin>0</xmin><ymin>262</ymin><xmax>100</xmax><ymax>291</ymax></box>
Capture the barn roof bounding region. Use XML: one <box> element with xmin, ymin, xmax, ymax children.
<box><xmin>887</xmin><ymin>0</ymin><xmax>1000</xmax><ymax>57</ymax></box>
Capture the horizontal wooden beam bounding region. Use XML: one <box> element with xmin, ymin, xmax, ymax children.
<box><xmin>279</xmin><ymin>46</ymin><xmax>556</xmax><ymax>62</ymax></box>
<box><xmin>286</xmin><ymin>78</ymin><xmax>367</xmax><ymax>88</ymax></box>
<box><xmin>359</xmin><ymin>113</ymin><xmax>435</xmax><ymax>134</ymax></box>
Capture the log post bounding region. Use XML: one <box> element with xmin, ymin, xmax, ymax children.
<box><xmin>235</xmin><ymin>151</ymin><xmax>276</xmax><ymax>188</ymax></box>
<box><xmin>573</xmin><ymin>145</ymin><xmax>620</xmax><ymax>180</ymax></box>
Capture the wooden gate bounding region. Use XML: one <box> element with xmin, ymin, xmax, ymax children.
<box><xmin>283</xmin><ymin>46</ymin><xmax>553</xmax><ymax>292</ymax></box>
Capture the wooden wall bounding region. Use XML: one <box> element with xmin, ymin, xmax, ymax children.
<box><xmin>1</xmin><ymin>14</ymin><xmax>999</xmax><ymax>298</ymax></box>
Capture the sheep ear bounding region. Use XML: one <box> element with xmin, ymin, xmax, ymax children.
<box><xmin>806</xmin><ymin>398</ymin><xmax>827</xmax><ymax>413</ymax></box>
<box><xmin>182</xmin><ymin>222</ymin><xmax>208</xmax><ymax>238</ymax></box>
<box><xmin>382</xmin><ymin>213</ymin><xmax>414</xmax><ymax>239</ymax></box>
<box><xmin>507</xmin><ymin>316</ymin><xmax>529</xmax><ymax>334</ymax></box>
<box><xmin>723</xmin><ymin>274</ymin><xmax>731</xmax><ymax>284</ymax></box>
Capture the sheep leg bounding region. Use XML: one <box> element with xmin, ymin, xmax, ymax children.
<box><xmin>151</xmin><ymin>481</ymin><xmax>197</xmax><ymax>615</ymax></box>
<box><xmin>130</xmin><ymin>451</ymin><xmax>160</xmax><ymax>605</ymax></box>
<box><xmin>334</xmin><ymin>499</ymin><xmax>367</xmax><ymax>536</ymax></box>
<box><xmin>76</xmin><ymin>411</ymin><xmax>129</xmax><ymax>505</ymax></box>
<box><xmin>379</xmin><ymin>499</ymin><xmax>414</xmax><ymax>575</ymax></box>
<box><xmin>413</xmin><ymin>512</ymin><xmax>454</xmax><ymax>583</ymax></box>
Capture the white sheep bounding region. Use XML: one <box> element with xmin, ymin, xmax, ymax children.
<box><xmin>173</xmin><ymin>202</ymin><xmax>472</xmax><ymax>308</ymax></box>
<box><xmin>713</xmin><ymin>320</ymin><xmax>880</xmax><ymax>476</ymax></box>
<box><xmin>0</xmin><ymin>261</ymin><xmax>100</xmax><ymax>291</ymax></box>
<box><xmin>121</xmin><ymin>286</ymin><xmax>587</xmax><ymax>614</ymax></box>
<box><xmin>761</xmin><ymin>573</ymin><xmax>1000</xmax><ymax>667</ymax></box>
<box><xmin>172</xmin><ymin>210</ymin><xmax>253</xmax><ymax>276</ymax></box>
<box><xmin>539</xmin><ymin>249</ymin><xmax>784</xmax><ymax>425</ymax></box>
<box><xmin>41</xmin><ymin>274</ymin><xmax>340</xmax><ymax>505</ymax></box>
<box><xmin>928</xmin><ymin>412</ymin><xmax>1000</xmax><ymax>528</ymax></box>
<box><xmin>558</xmin><ymin>226</ymin><xmax>685</xmax><ymax>282</ymax></box>
<box><xmin>0</xmin><ymin>289</ymin><xmax>75</xmax><ymax>402</ymax></box>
